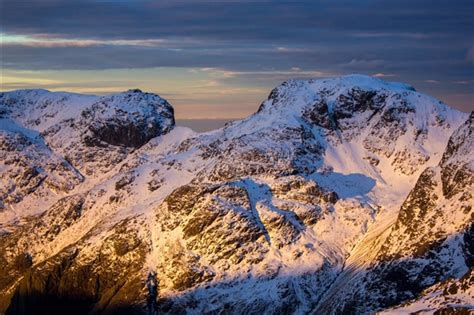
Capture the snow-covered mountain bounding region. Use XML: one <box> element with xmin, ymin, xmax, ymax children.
<box><xmin>0</xmin><ymin>75</ymin><xmax>471</xmax><ymax>314</ymax></box>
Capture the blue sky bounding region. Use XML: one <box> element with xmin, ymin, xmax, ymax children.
<box><xmin>1</xmin><ymin>0</ymin><xmax>473</xmax><ymax>118</ymax></box>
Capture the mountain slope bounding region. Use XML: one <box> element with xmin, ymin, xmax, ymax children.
<box><xmin>314</xmin><ymin>113</ymin><xmax>473</xmax><ymax>314</ymax></box>
<box><xmin>0</xmin><ymin>89</ymin><xmax>174</xmax><ymax>223</ymax></box>
<box><xmin>0</xmin><ymin>75</ymin><xmax>471</xmax><ymax>314</ymax></box>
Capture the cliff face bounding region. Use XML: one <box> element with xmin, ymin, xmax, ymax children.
<box><xmin>314</xmin><ymin>112</ymin><xmax>473</xmax><ymax>314</ymax></box>
<box><xmin>0</xmin><ymin>75</ymin><xmax>471</xmax><ymax>314</ymax></box>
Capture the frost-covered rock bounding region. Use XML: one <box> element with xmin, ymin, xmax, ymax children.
<box><xmin>0</xmin><ymin>89</ymin><xmax>175</xmax><ymax>221</ymax></box>
<box><xmin>0</xmin><ymin>89</ymin><xmax>174</xmax><ymax>176</ymax></box>
<box><xmin>380</xmin><ymin>268</ymin><xmax>473</xmax><ymax>314</ymax></box>
<box><xmin>78</xmin><ymin>89</ymin><xmax>174</xmax><ymax>148</ymax></box>
<box><xmin>0</xmin><ymin>119</ymin><xmax>83</xmax><ymax>214</ymax></box>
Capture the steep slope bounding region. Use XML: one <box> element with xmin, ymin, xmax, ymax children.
<box><xmin>315</xmin><ymin>113</ymin><xmax>473</xmax><ymax>314</ymax></box>
<box><xmin>0</xmin><ymin>118</ymin><xmax>83</xmax><ymax>213</ymax></box>
<box><xmin>0</xmin><ymin>75</ymin><xmax>470</xmax><ymax>314</ymax></box>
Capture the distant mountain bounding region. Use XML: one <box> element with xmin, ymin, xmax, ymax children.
<box><xmin>0</xmin><ymin>75</ymin><xmax>471</xmax><ymax>314</ymax></box>
<box><xmin>176</xmin><ymin>119</ymin><xmax>233</xmax><ymax>132</ymax></box>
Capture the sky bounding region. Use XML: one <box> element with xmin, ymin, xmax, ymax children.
<box><xmin>1</xmin><ymin>0</ymin><xmax>473</xmax><ymax>119</ymax></box>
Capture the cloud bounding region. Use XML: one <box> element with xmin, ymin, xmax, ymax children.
<box><xmin>2</xmin><ymin>0</ymin><xmax>472</xmax><ymax>42</ymax></box>
<box><xmin>1</xmin><ymin>0</ymin><xmax>472</xmax><ymax>74</ymax></box>
<box><xmin>188</xmin><ymin>68</ymin><xmax>335</xmax><ymax>83</ymax></box>
<box><xmin>352</xmin><ymin>32</ymin><xmax>434</xmax><ymax>39</ymax></box>
<box><xmin>372</xmin><ymin>73</ymin><xmax>397</xmax><ymax>78</ymax></box>
<box><xmin>345</xmin><ymin>59</ymin><xmax>385</xmax><ymax>68</ymax></box>
<box><xmin>1</xmin><ymin>34</ymin><xmax>167</xmax><ymax>48</ymax></box>
<box><xmin>452</xmin><ymin>80</ymin><xmax>474</xmax><ymax>85</ymax></box>
<box><xmin>1</xmin><ymin>75</ymin><xmax>64</xmax><ymax>86</ymax></box>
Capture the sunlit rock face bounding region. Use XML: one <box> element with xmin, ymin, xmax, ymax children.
<box><xmin>0</xmin><ymin>75</ymin><xmax>471</xmax><ymax>314</ymax></box>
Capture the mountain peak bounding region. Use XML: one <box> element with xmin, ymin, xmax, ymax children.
<box><xmin>318</xmin><ymin>74</ymin><xmax>416</xmax><ymax>91</ymax></box>
<box><xmin>258</xmin><ymin>75</ymin><xmax>454</xmax><ymax>133</ymax></box>
<box><xmin>125</xmin><ymin>88</ymin><xmax>144</xmax><ymax>94</ymax></box>
<box><xmin>273</xmin><ymin>75</ymin><xmax>416</xmax><ymax>100</ymax></box>
<box><xmin>0</xmin><ymin>87</ymin><xmax>176</xmax><ymax>179</ymax></box>
<box><xmin>82</xmin><ymin>90</ymin><xmax>175</xmax><ymax>148</ymax></box>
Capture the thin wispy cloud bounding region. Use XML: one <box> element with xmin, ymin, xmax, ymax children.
<box><xmin>372</xmin><ymin>73</ymin><xmax>397</xmax><ymax>78</ymax></box>
<box><xmin>1</xmin><ymin>34</ymin><xmax>167</xmax><ymax>48</ymax></box>
<box><xmin>352</xmin><ymin>32</ymin><xmax>435</xmax><ymax>39</ymax></box>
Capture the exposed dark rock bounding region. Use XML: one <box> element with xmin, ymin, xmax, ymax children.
<box><xmin>433</xmin><ymin>307</ymin><xmax>473</xmax><ymax>315</ymax></box>
<box><xmin>80</xmin><ymin>91</ymin><xmax>175</xmax><ymax>148</ymax></box>
<box><xmin>302</xmin><ymin>100</ymin><xmax>333</xmax><ymax>129</ymax></box>
<box><xmin>5</xmin><ymin>221</ymin><xmax>149</xmax><ymax>315</ymax></box>
<box><xmin>463</xmin><ymin>223</ymin><xmax>474</xmax><ymax>267</ymax></box>
<box><xmin>13</xmin><ymin>253</ymin><xmax>33</xmax><ymax>271</ymax></box>
<box><xmin>440</xmin><ymin>113</ymin><xmax>473</xmax><ymax>199</ymax></box>
<box><xmin>115</xmin><ymin>174</ymin><xmax>135</xmax><ymax>191</ymax></box>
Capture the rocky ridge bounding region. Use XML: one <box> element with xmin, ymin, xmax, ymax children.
<box><xmin>0</xmin><ymin>75</ymin><xmax>471</xmax><ymax>314</ymax></box>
